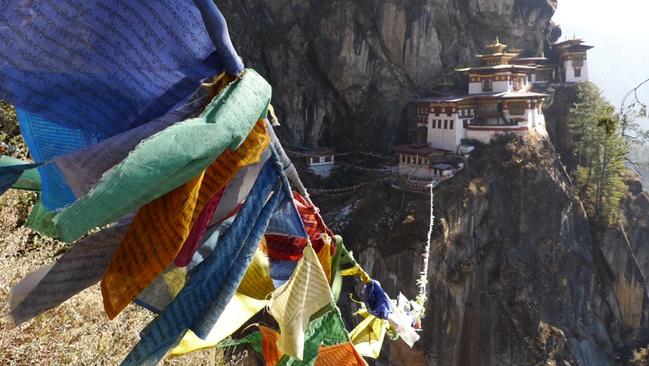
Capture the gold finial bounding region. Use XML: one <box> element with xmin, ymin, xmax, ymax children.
<box><xmin>486</xmin><ymin>37</ymin><xmax>507</xmax><ymax>54</ymax></box>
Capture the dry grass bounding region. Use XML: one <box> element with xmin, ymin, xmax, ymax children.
<box><xmin>0</xmin><ymin>190</ymin><xmax>225</xmax><ymax>365</ymax></box>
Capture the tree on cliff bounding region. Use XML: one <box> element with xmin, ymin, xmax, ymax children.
<box><xmin>569</xmin><ymin>83</ymin><xmax>628</xmax><ymax>225</ymax></box>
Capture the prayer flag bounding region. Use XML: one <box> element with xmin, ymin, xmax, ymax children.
<box><xmin>51</xmin><ymin>69</ymin><xmax>271</xmax><ymax>242</ymax></box>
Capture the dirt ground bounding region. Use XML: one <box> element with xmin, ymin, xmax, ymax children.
<box><xmin>0</xmin><ymin>190</ymin><xmax>226</xmax><ymax>365</ymax></box>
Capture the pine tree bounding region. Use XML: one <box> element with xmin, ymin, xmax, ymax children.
<box><xmin>569</xmin><ymin>83</ymin><xmax>629</xmax><ymax>225</ymax></box>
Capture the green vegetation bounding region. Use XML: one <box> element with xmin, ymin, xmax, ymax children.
<box><xmin>569</xmin><ymin>83</ymin><xmax>629</xmax><ymax>225</ymax></box>
<box><xmin>0</xmin><ymin>101</ymin><xmax>29</xmax><ymax>159</ymax></box>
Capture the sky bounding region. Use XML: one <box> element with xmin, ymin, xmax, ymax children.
<box><xmin>552</xmin><ymin>0</ymin><xmax>649</xmax><ymax>123</ymax></box>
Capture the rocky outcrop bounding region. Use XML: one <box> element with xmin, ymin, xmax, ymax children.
<box><xmin>600</xmin><ymin>173</ymin><xmax>649</xmax><ymax>347</ymax></box>
<box><xmin>219</xmin><ymin>0</ymin><xmax>558</xmax><ymax>149</ymax></box>
<box><xmin>318</xmin><ymin>136</ymin><xmax>649</xmax><ymax>365</ymax></box>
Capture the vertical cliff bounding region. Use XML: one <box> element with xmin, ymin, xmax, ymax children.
<box><xmin>218</xmin><ymin>0</ymin><xmax>557</xmax><ymax>149</ymax></box>
<box><xmin>318</xmin><ymin>135</ymin><xmax>649</xmax><ymax>365</ymax></box>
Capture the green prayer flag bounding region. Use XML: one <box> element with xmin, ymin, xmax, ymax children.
<box><xmin>220</xmin><ymin>308</ymin><xmax>349</xmax><ymax>366</ymax></box>
<box><xmin>330</xmin><ymin>235</ymin><xmax>345</xmax><ymax>302</ymax></box>
<box><xmin>26</xmin><ymin>199</ymin><xmax>58</xmax><ymax>238</ymax></box>
<box><xmin>50</xmin><ymin>69</ymin><xmax>271</xmax><ymax>242</ymax></box>
<box><xmin>0</xmin><ymin>156</ymin><xmax>41</xmax><ymax>191</ymax></box>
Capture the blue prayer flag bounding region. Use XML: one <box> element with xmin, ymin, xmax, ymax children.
<box><xmin>122</xmin><ymin>151</ymin><xmax>292</xmax><ymax>366</ymax></box>
<box><xmin>0</xmin><ymin>0</ymin><xmax>243</xmax><ymax>209</ymax></box>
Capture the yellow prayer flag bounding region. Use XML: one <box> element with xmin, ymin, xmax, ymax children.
<box><xmin>340</xmin><ymin>264</ymin><xmax>371</xmax><ymax>283</ymax></box>
<box><xmin>349</xmin><ymin>310</ymin><xmax>388</xmax><ymax>359</ymax></box>
<box><xmin>237</xmin><ymin>244</ymin><xmax>276</xmax><ymax>300</ymax></box>
<box><xmin>168</xmin><ymin>293</ymin><xmax>268</xmax><ymax>357</ymax></box>
<box><xmin>267</xmin><ymin>244</ymin><xmax>334</xmax><ymax>360</ymax></box>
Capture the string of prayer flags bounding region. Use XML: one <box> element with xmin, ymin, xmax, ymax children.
<box><xmin>267</xmin><ymin>244</ymin><xmax>334</xmax><ymax>360</ymax></box>
<box><xmin>49</xmin><ymin>69</ymin><xmax>271</xmax><ymax>242</ymax></box>
<box><xmin>101</xmin><ymin>120</ymin><xmax>270</xmax><ymax>319</ymax></box>
<box><xmin>121</xmin><ymin>152</ymin><xmax>302</xmax><ymax>366</ymax></box>
<box><xmin>0</xmin><ymin>1</ymin><xmax>432</xmax><ymax>364</ymax></box>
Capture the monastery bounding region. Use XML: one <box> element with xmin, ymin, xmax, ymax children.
<box><xmin>397</xmin><ymin>37</ymin><xmax>593</xmax><ymax>180</ymax></box>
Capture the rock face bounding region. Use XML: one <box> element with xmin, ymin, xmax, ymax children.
<box><xmin>219</xmin><ymin>0</ymin><xmax>557</xmax><ymax>149</ymax></box>
<box><xmin>318</xmin><ymin>136</ymin><xmax>649</xmax><ymax>365</ymax></box>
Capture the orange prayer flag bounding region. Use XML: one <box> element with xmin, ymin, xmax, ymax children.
<box><xmin>260</xmin><ymin>325</ymin><xmax>283</xmax><ymax>366</ymax></box>
<box><xmin>258</xmin><ymin>325</ymin><xmax>367</xmax><ymax>366</ymax></box>
<box><xmin>315</xmin><ymin>343</ymin><xmax>368</xmax><ymax>366</ymax></box>
<box><xmin>101</xmin><ymin>121</ymin><xmax>269</xmax><ymax>318</ymax></box>
<box><xmin>316</xmin><ymin>236</ymin><xmax>333</xmax><ymax>283</ymax></box>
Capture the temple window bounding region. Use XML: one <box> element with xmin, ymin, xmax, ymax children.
<box><xmin>444</xmin><ymin>120</ymin><xmax>448</xmax><ymax>129</ymax></box>
<box><xmin>482</xmin><ymin>79</ymin><xmax>493</xmax><ymax>92</ymax></box>
<box><xmin>574</xmin><ymin>68</ymin><xmax>582</xmax><ymax>77</ymax></box>
<box><xmin>449</xmin><ymin>120</ymin><xmax>454</xmax><ymax>129</ymax></box>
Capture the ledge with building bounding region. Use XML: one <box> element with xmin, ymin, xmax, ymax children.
<box><xmin>396</xmin><ymin>37</ymin><xmax>593</xmax><ymax>181</ymax></box>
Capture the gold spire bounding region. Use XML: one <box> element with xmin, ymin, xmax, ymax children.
<box><xmin>485</xmin><ymin>37</ymin><xmax>508</xmax><ymax>54</ymax></box>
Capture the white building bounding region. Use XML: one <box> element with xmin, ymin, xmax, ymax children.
<box><xmin>305</xmin><ymin>148</ymin><xmax>335</xmax><ymax>177</ymax></box>
<box><xmin>407</xmin><ymin>38</ymin><xmax>549</xmax><ymax>153</ymax></box>
<box><xmin>556</xmin><ymin>38</ymin><xmax>593</xmax><ymax>83</ymax></box>
<box><xmin>395</xmin><ymin>144</ymin><xmax>447</xmax><ymax>179</ymax></box>
<box><xmin>397</xmin><ymin>37</ymin><xmax>592</xmax><ymax>179</ymax></box>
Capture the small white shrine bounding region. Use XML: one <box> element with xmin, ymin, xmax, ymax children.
<box><xmin>395</xmin><ymin>144</ymin><xmax>447</xmax><ymax>179</ymax></box>
<box><xmin>555</xmin><ymin>38</ymin><xmax>593</xmax><ymax>83</ymax></box>
<box><xmin>305</xmin><ymin>148</ymin><xmax>335</xmax><ymax>178</ymax></box>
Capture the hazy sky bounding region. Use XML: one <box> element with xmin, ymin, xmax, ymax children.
<box><xmin>553</xmin><ymin>0</ymin><xmax>649</xmax><ymax>114</ymax></box>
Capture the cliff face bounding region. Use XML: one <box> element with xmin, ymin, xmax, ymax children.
<box><xmin>219</xmin><ymin>0</ymin><xmax>557</xmax><ymax>149</ymax></box>
<box><xmin>318</xmin><ymin>136</ymin><xmax>649</xmax><ymax>365</ymax></box>
<box><xmin>219</xmin><ymin>1</ymin><xmax>649</xmax><ymax>364</ymax></box>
